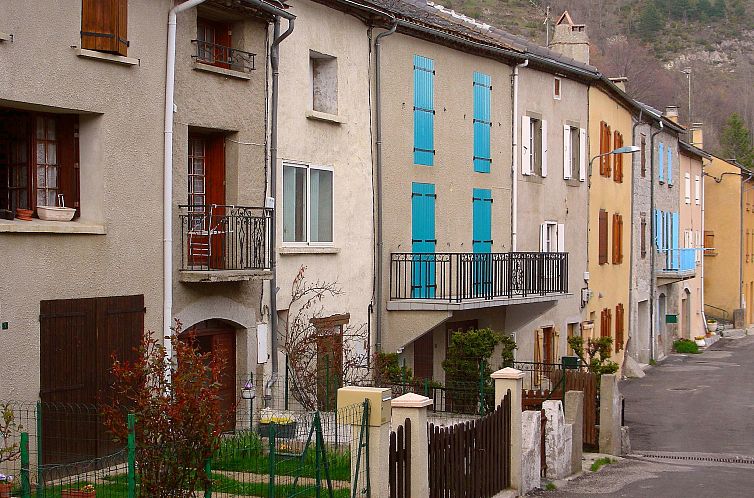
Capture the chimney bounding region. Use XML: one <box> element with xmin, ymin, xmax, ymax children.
<box><xmin>690</xmin><ymin>122</ymin><xmax>704</xmax><ymax>149</ymax></box>
<box><xmin>609</xmin><ymin>77</ymin><xmax>628</xmax><ymax>92</ymax></box>
<box><xmin>664</xmin><ymin>105</ymin><xmax>679</xmax><ymax>124</ymax></box>
<box><xmin>549</xmin><ymin>11</ymin><xmax>590</xmax><ymax>64</ymax></box>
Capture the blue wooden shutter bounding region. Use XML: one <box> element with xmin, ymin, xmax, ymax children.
<box><xmin>654</xmin><ymin>209</ymin><xmax>662</xmax><ymax>250</ymax></box>
<box><xmin>473</xmin><ymin>72</ymin><xmax>492</xmax><ymax>173</ymax></box>
<box><xmin>667</xmin><ymin>147</ymin><xmax>673</xmax><ymax>185</ymax></box>
<box><xmin>658</xmin><ymin>142</ymin><xmax>665</xmax><ymax>182</ymax></box>
<box><xmin>672</xmin><ymin>211</ymin><xmax>680</xmax><ymax>269</ymax></box>
<box><xmin>411</xmin><ymin>182</ymin><xmax>436</xmax><ymax>297</ymax></box>
<box><xmin>414</xmin><ymin>55</ymin><xmax>435</xmax><ymax>166</ymax></box>
<box><xmin>472</xmin><ymin>188</ymin><xmax>492</xmax><ymax>296</ymax></box>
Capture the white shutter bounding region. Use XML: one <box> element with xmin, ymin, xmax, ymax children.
<box><xmin>257</xmin><ymin>323</ymin><xmax>269</xmax><ymax>364</ymax></box>
<box><xmin>684</xmin><ymin>173</ymin><xmax>691</xmax><ymax>204</ymax></box>
<box><xmin>579</xmin><ymin>128</ymin><xmax>587</xmax><ymax>181</ymax></box>
<box><xmin>540</xmin><ymin>223</ymin><xmax>547</xmax><ymax>251</ymax></box>
<box><xmin>563</xmin><ymin>125</ymin><xmax>572</xmax><ymax>179</ymax></box>
<box><xmin>541</xmin><ymin>119</ymin><xmax>548</xmax><ymax>177</ymax></box>
<box><xmin>522</xmin><ymin>116</ymin><xmax>532</xmax><ymax>175</ymax></box>
<box><xmin>695</xmin><ymin>175</ymin><xmax>701</xmax><ymax>204</ymax></box>
<box><xmin>557</xmin><ymin>223</ymin><xmax>565</xmax><ymax>251</ymax></box>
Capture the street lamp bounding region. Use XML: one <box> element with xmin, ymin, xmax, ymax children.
<box><xmin>589</xmin><ymin>145</ymin><xmax>642</xmax><ymax>177</ymax></box>
<box><xmin>682</xmin><ymin>67</ymin><xmax>692</xmax><ymax>124</ymax></box>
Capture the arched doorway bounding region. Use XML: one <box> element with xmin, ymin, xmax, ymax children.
<box><xmin>182</xmin><ymin>319</ymin><xmax>237</xmax><ymax>431</ymax></box>
<box><xmin>682</xmin><ymin>289</ymin><xmax>691</xmax><ymax>339</ymax></box>
<box><xmin>658</xmin><ymin>293</ymin><xmax>667</xmax><ymax>354</ymax></box>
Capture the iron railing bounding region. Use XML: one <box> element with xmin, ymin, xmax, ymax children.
<box><xmin>389</xmin><ymin>252</ymin><xmax>568</xmax><ymax>302</ymax></box>
<box><xmin>660</xmin><ymin>248</ymin><xmax>696</xmax><ymax>273</ymax></box>
<box><xmin>179</xmin><ymin>204</ymin><xmax>271</xmax><ymax>272</ymax></box>
<box><xmin>191</xmin><ymin>40</ymin><xmax>256</xmax><ymax>72</ymax></box>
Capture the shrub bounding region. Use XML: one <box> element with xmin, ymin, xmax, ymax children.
<box><xmin>673</xmin><ymin>338</ymin><xmax>700</xmax><ymax>354</ymax></box>
<box><xmin>590</xmin><ymin>457</ymin><xmax>615</xmax><ymax>472</ymax></box>
<box><xmin>567</xmin><ymin>336</ymin><xmax>619</xmax><ymax>377</ymax></box>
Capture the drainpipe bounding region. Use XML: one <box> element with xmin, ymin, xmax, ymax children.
<box><xmin>511</xmin><ymin>59</ymin><xmax>528</xmax><ymax>251</ymax></box>
<box><xmin>164</xmin><ymin>0</ymin><xmax>208</xmax><ymax>361</ymax></box>
<box><xmin>649</xmin><ymin>121</ymin><xmax>663</xmax><ymax>361</ymax></box>
<box><xmin>374</xmin><ymin>20</ymin><xmax>397</xmax><ymax>355</ymax></box>
<box><xmin>740</xmin><ymin>174</ymin><xmax>753</xmax><ymax>311</ymax></box>
<box><xmin>626</xmin><ymin>111</ymin><xmax>643</xmax><ymax>361</ymax></box>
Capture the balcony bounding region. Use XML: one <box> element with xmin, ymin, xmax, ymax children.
<box><xmin>179</xmin><ymin>205</ymin><xmax>271</xmax><ymax>282</ymax></box>
<box><xmin>656</xmin><ymin>248</ymin><xmax>697</xmax><ymax>282</ymax></box>
<box><xmin>388</xmin><ymin>252</ymin><xmax>569</xmax><ymax>311</ymax></box>
<box><xmin>191</xmin><ymin>40</ymin><xmax>256</xmax><ymax>73</ymax></box>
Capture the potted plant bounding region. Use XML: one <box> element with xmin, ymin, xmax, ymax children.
<box><xmin>258</xmin><ymin>411</ymin><xmax>297</xmax><ymax>439</ymax></box>
<box><xmin>61</xmin><ymin>484</ymin><xmax>96</xmax><ymax>497</ymax></box>
<box><xmin>0</xmin><ymin>475</ymin><xmax>14</xmax><ymax>498</ymax></box>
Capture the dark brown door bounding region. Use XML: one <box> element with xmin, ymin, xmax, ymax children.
<box><xmin>413</xmin><ymin>332</ymin><xmax>434</xmax><ymax>381</ymax></box>
<box><xmin>188</xmin><ymin>134</ymin><xmax>226</xmax><ymax>269</ymax></box>
<box><xmin>39</xmin><ymin>295</ymin><xmax>143</xmax><ymax>466</ymax></box>
<box><xmin>316</xmin><ymin>331</ymin><xmax>343</xmax><ymax>411</ymax></box>
<box><xmin>445</xmin><ymin>319</ymin><xmax>479</xmax><ymax>354</ymax></box>
<box><xmin>543</xmin><ymin>326</ymin><xmax>555</xmax><ymax>364</ymax></box>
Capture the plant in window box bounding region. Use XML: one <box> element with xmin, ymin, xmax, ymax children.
<box><xmin>0</xmin><ymin>475</ymin><xmax>14</xmax><ymax>498</ymax></box>
<box><xmin>61</xmin><ymin>484</ymin><xmax>96</xmax><ymax>498</ymax></box>
<box><xmin>37</xmin><ymin>194</ymin><xmax>75</xmax><ymax>222</ymax></box>
<box><xmin>257</xmin><ymin>410</ymin><xmax>297</xmax><ymax>439</ymax></box>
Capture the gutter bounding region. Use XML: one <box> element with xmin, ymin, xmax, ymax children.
<box><xmin>374</xmin><ymin>19</ymin><xmax>398</xmax><ymax>354</ymax></box>
<box><xmin>511</xmin><ymin>59</ymin><xmax>528</xmax><ymax>251</ymax></box>
<box><xmin>649</xmin><ymin>121</ymin><xmax>663</xmax><ymax>361</ymax></box>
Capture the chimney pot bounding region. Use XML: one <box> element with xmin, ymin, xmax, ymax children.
<box><xmin>690</xmin><ymin>123</ymin><xmax>704</xmax><ymax>149</ymax></box>
<box><xmin>664</xmin><ymin>105</ymin><xmax>679</xmax><ymax>124</ymax></box>
<box><xmin>609</xmin><ymin>77</ymin><xmax>628</xmax><ymax>92</ymax></box>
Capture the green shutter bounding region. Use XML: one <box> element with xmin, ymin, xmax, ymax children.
<box><xmin>473</xmin><ymin>72</ymin><xmax>492</xmax><ymax>173</ymax></box>
<box><xmin>414</xmin><ymin>55</ymin><xmax>435</xmax><ymax>166</ymax></box>
<box><xmin>412</xmin><ymin>182</ymin><xmax>436</xmax><ymax>297</ymax></box>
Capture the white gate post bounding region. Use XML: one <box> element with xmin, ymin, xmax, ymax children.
<box><xmin>492</xmin><ymin>367</ymin><xmax>524</xmax><ymax>493</ymax></box>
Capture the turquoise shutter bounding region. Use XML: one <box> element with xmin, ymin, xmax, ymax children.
<box><xmin>658</xmin><ymin>142</ymin><xmax>665</xmax><ymax>182</ymax></box>
<box><xmin>473</xmin><ymin>72</ymin><xmax>492</xmax><ymax>173</ymax></box>
<box><xmin>472</xmin><ymin>188</ymin><xmax>492</xmax><ymax>296</ymax></box>
<box><xmin>667</xmin><ymin>147</ymin><xmax>673</xmax><ymax>185</ymax></box>
<box><xmin>672</xmin><ymin>211</ymin><xmax>680</xmax><ymax>269</ymax></box>
<box><xmin>654</xmin><ymin>209</ymin><xmax>662</xmax><ymax>250</ymax></box>
<box><xmin>414</xmin><ymin>55</ymin><xmax>435</xmax><ymax>166</ymax></box>
<box><xmin>411</xmin><ymin>182</ymin><xmax>436</xmax><ymax>297</ymax></box>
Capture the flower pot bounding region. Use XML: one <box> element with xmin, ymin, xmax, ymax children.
<box><xmin>0</xmin><ymin>483</ymin><xmax>13</xmax><ymax>498</ymax></box>
<box><xmin>258</xmin><ymin>421</ymin><xmax>297</xmax><ymax>439</ymax></box>
<box><xmin>37</xmin><ymin>205</ymin><xmax>76</xmax><ymax>222</ymax></box>
<box><xmin>61</xmin><ymin>490</ymin><xmax>96</xmax><ymax>498</ymax></box>
<box><xmin>15</xmin><ymin>208</ymin><xmax>33</xmax><ymax>221</ymax></box>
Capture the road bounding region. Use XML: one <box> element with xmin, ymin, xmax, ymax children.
<box><xmin>531</xmin><ymin>333</ymin><xmax>754</xmax><ymax>497</ymax></box>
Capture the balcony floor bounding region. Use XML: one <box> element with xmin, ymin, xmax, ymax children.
<box><xmin>179</xmin><ymin>269</ymin><xmax>272</xmax><ymax>283</ymax></box>
<box><xmin>656</xmin><ymin>269</ymin><xmax>696</xmax><ymax>284</ymax></box>
<box><xmin>386</xmin><ymin>292</ymin><xmax>571</xmax><ymax>311</ymax></box>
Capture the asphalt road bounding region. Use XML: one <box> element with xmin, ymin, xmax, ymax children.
<box><xmin>531</xmin><ymin>334</ymin><xmax>754</xmax><ymax>497</ymax></box>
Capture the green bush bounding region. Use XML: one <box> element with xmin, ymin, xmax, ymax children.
<box><xmin>673</xmin><ymin>338</ymin><xmax>700</xmax><ymax>354</ymax></box>
<box><xmin>590</xmin><ymin>457</ymin><xmax>615</xmax><ymax>472</ymax></box>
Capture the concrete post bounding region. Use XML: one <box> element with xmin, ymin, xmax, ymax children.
<box><xmin>598</xmin><ymin>374</ymin><xmax>622</xmax><ymax>455</ymax></box>
<box><xmin>391</xmin><ymin>393</ymin><xmax>432</xmax><ymax>498</ymax></box>
<box><xmin>491</xmin><ymin>367</ymin><xmax>524</xmax><ymax>493</ymax></box>
<box><xmin>520</xmin><ymin>410</ymin><xmax>542</xmax><ymax>492</ymax></box>
<box><xmin>564</xmin><ymin>390</ymin><xmax>583</xmax><ymax>475</ymax></box>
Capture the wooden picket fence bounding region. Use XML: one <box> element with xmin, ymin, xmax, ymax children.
<box><xmin>427</xmin><ymin>391</ymin><xmax>511</xmax><ymax>498</ymax></box>
<box><xmin>389</xmin><ymin>418</ymin><xmax>411</xmax><ymax>498</ymax></box>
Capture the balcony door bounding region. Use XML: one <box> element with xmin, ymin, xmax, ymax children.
<box><xmin>472</xmin><ymin>188</ymin><xmax>493</xmax><ymax>297</ymax></box>
<box><xmin>411</xmin><ymin>182</ymin><xmax>436</xmax><ymax>298</ymax></box>
<box><xmin>188</xmin><ymin>133</ymin><xmax>226</xmax><ymax>269</ymax></box>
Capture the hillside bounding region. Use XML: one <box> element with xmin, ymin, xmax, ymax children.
<box><xmin>438</xmin><ymin>0</ymin><xmax>754</xmax><ymax>155</ymax></box>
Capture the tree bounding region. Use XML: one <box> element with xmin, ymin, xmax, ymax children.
<box><xmin>636</xmin><ymin>1</ymin><xmax>666</xmax><ymax>40</ymax></box>
<box><xmin>720</xmin><ymin>113</ymin><xmax>754</xmax><ymax>169</ymax></box>
<box><xmin>102</xmin><ymin>322</ymin><xmax>226</xmax><ymax>498</ymax></box>
<box><xmin>567</xmin><ymin>336</ymin><xmax>619</xmax><ymax>377</ymax></box>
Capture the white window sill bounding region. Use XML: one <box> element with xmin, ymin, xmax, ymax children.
<box><xmin>0</xmin><ymin>32</ymin><xmax>12</xmax><ymax>42</ymax></box>
<box><xmin>192</xmin><ymin>61</ymin><xmax>251</xmax><ymax>80</ymax></box>
<box><xmin>0</xmin><ymin>218</ymin><xmax>106</xmax><ymax>234</ymax></box>
<box><xmin>75</xmin><ymin>48</ymin><xmax>139</xmax><ymax>66</ymax></box>
<box><xmin>279</xmin><ymin>246</ymin><xmax>340</xmax><ymax>255</ymax></box>
<box><xmin>305</xmin><ymin>110</ymin><xmax>345</xmax><ymax>125</ymax></box>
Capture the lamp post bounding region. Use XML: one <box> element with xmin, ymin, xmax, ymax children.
<box><xmin>241</xmin><ymin>375</ymin><xmax>256</xmax><ymax>431</ymax></box>
<box><xmin>682</xmin><ymin>67</ymin><xmax>692</xmax><ymax>125</ymax></box>
<box><xmin>589</xmin><ymin>145</ymin><xmax>642</xmax><ymax>178</ymax></box>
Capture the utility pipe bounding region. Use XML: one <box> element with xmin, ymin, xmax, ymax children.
<box><xmin>626</xmin><ymin>110</ymin><xmax>643</xmax><ymax>361</ymax></box>
<box><xmin>164</xmin><ymin>0</ymin><xmax>208</xmax><ymax>360</ymax></box>
<box><xmin>510</xmin><ymin>59</ymin><xmax>528</xmax><ymax>251</ymax></box>
<box><xmin>649</xmin><ymin>121</ymin><xmax>663</xmax><ymax>361</ymax></box>
<box><xmin>374</xmin><ymin>20</ymin><xmax>397</xmax><ymax>354</ymax></box>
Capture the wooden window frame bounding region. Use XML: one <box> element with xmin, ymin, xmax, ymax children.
<box><xmin>599</xmin><ymin>121</ymin><xmax>612</xmax><ymax>177</ymax></box>
<box><xmin>640</xmin><ymin>213</ymin><xmax>647</xmax><ymax>259</ymax></box>
<box><xmin>553</xmin><ymin>77</ymin><xmax>562</xmax><ymax>100</ymax></box>
<box><xmin>81</xmin><ymin>0</ymin><xmax>129</xmax><ymax>57</ymax></box>
<box><xmin>704</xmin><ymin>230</ymin><xmax>715</xmax><ymax>255</ymax></box>
<box><xmin>598</xmin><ymin>209</ymin><xmax>608</xmax><ymax>265</ymax></box>
<box><xmin>640</xmin><ymin>134</ymin><xmax>647</xmax><ymax>177</ymax></box>
<box><xmin>613</xmin><ymin>130</ymin><xmax>623</xmax><ymax>183</ymax></box>
<box><xmin>615</xmin><ymin>304</ymin><xmax>624</xmax><ymax>352</ymax></box>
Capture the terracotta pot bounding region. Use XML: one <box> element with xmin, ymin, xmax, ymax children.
<box><xmin>15</xmin><ymin>208</ymin><xmax>33</xmax><ymax>221</ymax></box>
<box><xmin>61</xmin><ymin>490</ymin><xmax>96</xmax><ymax>498</ymax></box>
<box><xmin>0</xmin><ymin>482</ymin><xmax>13</xmax><ymax>498</ymax></box>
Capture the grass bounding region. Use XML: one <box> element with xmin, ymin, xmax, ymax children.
<box><xmin>544</xmin><ymin>481</ymin><xmax>557</xmax><ymax>491</ymax></box>
<box><xmin>649</xmin><ymin>359</ymin><xmax>658</xmax><ymax>366</ymax></box>
<box><xmin>211</xmin><ymin>473</ymin><xmax>352</xmax><ymax>497</ymax></box>
<box><xmin>673</xmin><ymin>338</ymin><xmax>700</xmax><ymax>354</ymax></box>
<box><xmin>590</xmin><ymin>457</ymin><xmax>615</xmax><ymax>472</ymax></box>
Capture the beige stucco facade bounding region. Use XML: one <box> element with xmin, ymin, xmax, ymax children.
<box><xmin>586</xmin><ymin>86</ymin><xmax>633</xmax><ymax>369</ymax></box>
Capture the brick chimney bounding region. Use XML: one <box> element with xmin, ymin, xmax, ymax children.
<box><xmin>664</xmin><ymin>105</ymin><xmax>679</xmax><ymax>124</ymax></box>
<box><xmin>609</xmin><ymin>77</ymin><xmax>628</xmax><ymax>92</ymax></box>
<box><xmin>690</xmin><ymin>122</ymin><xmax>704</xmax><ymax>149</ymax></box>
<box><xmin>549</xmin><ymin>11</ymin><xmax>589</xmax><ymax>64</ymax></box>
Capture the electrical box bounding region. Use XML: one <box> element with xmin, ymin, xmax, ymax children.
<box><xmin>666</xmin><ymin>314</ymin><xmax>678</xmax><ymax>324</ymax></box>
<box><xmin>337</xmin><ymin>386</ymin><xmax>391</xmax><ymax>427</ymax></box>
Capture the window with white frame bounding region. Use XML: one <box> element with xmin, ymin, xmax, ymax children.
<box><xmin>694</xmin><ymin>175</ymin><xmax>701</xmax><ymax>205</ymax></box>
<box><xmin>684</xmin><ymin>172</ymin><xmax>691</xmax><ymax>204</ymax></box>
<box><xmin>554</xmin><ymin>77</ymin><xmax>561</xmax><ymax>100</ymax></box>
<box><xmin>283</xmin><ymin>163</ymin><xmax>334</xmax><ymax>244</ymax></box>
<box><xmin>522</xmin><ymin>116</ymin><xmax>547</xmax><ymax>176</ymax></box>
<box><xmin>563</xmin><ymin>124</ymin><xmax>585</xmax><ymax>180</ymax></box>
<box><xmin>540</xmin><ymin>222</ymin><xmax>565</xmax><ymax>252</ymax></box>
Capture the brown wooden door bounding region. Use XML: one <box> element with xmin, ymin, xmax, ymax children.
<box><xmin>188</xmin><ymin>134</ymin><xmax>226</xmax><ymax>269</ymax></box>
<box><xmin>316</xmin><ymin>331</ymin><xmax>343</xmax><ymax>411</ymax></box>
<box><xmin>413</xmin><ymin>332</ymin><xmax>434</xmax><ymax>381</ymax></box>
<box><xmin>542</xmin><ymin>326</ymin><xmax>555</xmax><ymax>364</ymax></box>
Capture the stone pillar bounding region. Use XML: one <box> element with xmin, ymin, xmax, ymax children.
<box><xmin>564</xmin><ymin>391</ymin><xmax>583</xmax><ymax>475</ymax></box>
<box><xmin>543</xmin><ymin>400</ymin><xmax>572</xmax><ymax>479</ymax></box>
<box><xmin>391</xmin><ymin>393</ymin><xmax>432</xmax><ymax>498</ymax></box>
<box><xmin>598</xmin><ymin>374</ymin><xmax>622</xmax><ymax>455</ymax></box>
<box><xmin>521</xmin><ymin>410</ymin><xmax>542</xmax><ymax>492</ymax></box>
<box><xmin>491</xmin><ymin>367</ymin><xmax>524</xmax><ymax>493</ymax></box>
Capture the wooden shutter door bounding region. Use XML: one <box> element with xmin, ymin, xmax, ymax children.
<box><xmin>413</xmin><ymin>332</ymin><xmax>434</xmax><ymax>381</ymax></box>
<box><xmin>413</xmin><ymin>55</ymin><xmax>435</xmax><ymax>166</ymax></box>
<box><xmin>473</xmin><ymin>72</ymin><xmax>492</xmax><ymax>173</ymax></box>
<box><xmin>81</xmin><ymin>0</ymin><xmax>128</xmax><ymax>54</ymax></box>
<box><xmin>599</xmin><ymin>210</ymin><xmax>608</xmax><ymax>264</ymax></box>
<box><xmin>212</xmin><ymin>332</ymin><xmax>237</xmax><ymax>431</ymax></box>
<box><xmin>57</xmin><ymin>114</ymin><xmax>80</xmax><ymax>217</ymax></box>
<box><xmin>207</xmin><ymin>135</ymin><xmax>226</xmax><ymax>269</ymax></box>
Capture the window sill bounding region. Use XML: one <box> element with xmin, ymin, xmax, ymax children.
<box><xmin>192</xmin><ymin>61</ymin><xmax>251</xmax><ymax>80</ymax></box>
<box><xmin>305</xmin><ymin>110</ymin><xmax>345</xmax><ymax>125</ymax></box>
<box><xmin>75</xmin><ymin>48</ymin><xmax>139</xmax><ymax>66</ymax></box>
<box><xmin>0</xmin><ymin>218</ymin><xmax>106</xmax><ymax>234</ymax></box>
<box><xmin>279</xmin><ymin>246</ymin><xmax>340</xmax><ymax>255</ymax></box>
<box><xmin>0</xmin><ymin>32</ymin><xmax>12</xmax><ymax>42</ymax></box>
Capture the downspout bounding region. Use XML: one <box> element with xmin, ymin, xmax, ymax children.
<box><xmin>649</xmin><ymin>121</ymin><xmax>663</xmax><ymax>361</ymax></box>
<box><xmin>740</xmin><ymin>175</ymin><xmax>753</xmax><ymax>310</ymax></box>
<box><xmin>374</xmin><ymin>20</ymin><xmax>397</xmax><ymax>355</ymax></box>
<box><xmin>164</xmin><ymin>0</ymin><xmax>208</xmax><ymax>360</ymax></box>
<box><xmin>626</xmin><ymin>111</ymin><xmax>643</xmax><ymax>361</ymax></box>
<box><xmin>511</xmin><ymin>59</ymin><xmax>528</xmax><ymax>251</ymax></box>
<box><xmin>269</xmin><ymin>14</ymin><xmax>295</xmax><ymax>377</ymax></box>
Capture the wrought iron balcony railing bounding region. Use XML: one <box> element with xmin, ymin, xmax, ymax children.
<box><xmin>191</xmin><ymin>40</ymin><xmax>256</xmax><ymax>73</ymax></box>
<box><xmin>389</xmin><ymin>252</ymin><xmax>568</xmax><ymax>302</ymax></box>
<box><xmin>179</xmin><ymin>205</ymin><xmax>271</xmax><ymax>272</ymax></box>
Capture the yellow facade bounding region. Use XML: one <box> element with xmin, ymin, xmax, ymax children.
<box><xmin>743</xmin><ymin>178</ymin><xmax>754</xmax><ymax>326</ymax></box>
<box><xmin>703</xmin><ymin>155</ymin><xmax>743</xmax><ymax>322</ymax></box>
<box><xmin>587</xmin><ymin>86</ymin><xmax>633</xmax><ymax>368</ymax></box>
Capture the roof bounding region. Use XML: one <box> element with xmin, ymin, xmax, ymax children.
<box><xmin>679</xmin><ymin>141</ymin><xmax>712</xmax><ymax>159</ymax></box>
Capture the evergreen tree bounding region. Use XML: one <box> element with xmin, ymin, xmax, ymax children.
<box><xmin>709</xmin><ymin>0</ymin><xmax>725</xmax><ymax>18</ymax></box>
<box><xmin>721</xmin><ymin>113</ymin><xmax>754</xmax><ymax>170</ymax></box>
<box><xmin>637</xmin><ymin>1</ymin><xmax>666</xmax><ymax>40</ymax></box>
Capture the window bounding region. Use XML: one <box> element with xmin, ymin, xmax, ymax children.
<box><xmin>522</xmin><ymin>116</ymin><xmax>547</xmax><ymax>176</ymax></box>
<box><xmin>640</xmin><ymin>213</ymin><xmax>647</xmax><ymax>258</ymax></box>
<box><xmin>563</xmin><ymin>125</ymin><xmax>584</xmax><ymax>180</ymax></box>
<box><xmin>600</xmin><ymin>308</ymin><xmax>612</xmax><ymax>340</ymax></box>
<box><xmin>615</xmin><ymin>304</ymin><xmax>624</xmax><ymax>352</ymax></box>
<box><xmin>640</xmin><ymin>134</ymin><xmax>646</xmax><ymax>177</ymax></box>
<box><xmin>196</xmin><ymin>18</ymin><xmax>232</xmax><ymax>68</ymax></box>
<box><xmin>599</xmin><ymin>121</ymin><xmax>611</xmax><ymax>177</ymax></box>
<box><xmin>540</xmin><ymin>222</ymin><xmax>564</xmax><ymax>252</ymax></box>
<box><xmin>311</xmin><ymin>51</ymin><xmax>338</xmax><ymax>115</ymax></box>
<box><xmin>554</xmin><ymin>77</ymin><xmax>561</xmax><ymax>100</ymax></box>
<box><xmin>704</xmin><ymin>230</ymin><xmax>715</xmax><ymax>255</ymax></box>
<box><xmin>667</xmin><ymin>146</ymin><xmax>673</xmax><ymax>186</ymax></box>
<box><xmin>612</xmin><ymin>213</ymin><xmax>624</xmax><ymax>264</ymax></box>
<box><xmin>283</xmin><ymin>163</ymin><xmax>333</xmax><ymax>244</ymax></box>
<box><xmin>473</xmin><ymin>72</ymin><xmax>492</xmax><ymax>173</ymax></box>
<box><xmin>413</xmin><ymin>55</ymin><xmax>435</xmax><ymax>166</ymax></box>
<box><xmin>598</xmin><ymin>209</ymin><xmax>608</xmax><ymax>265</ymax></box>
<box><xmin>0</xmin><ymin>109</ymin><xmax>79</xmax><ymax>216</ymax></box>
<box><xmin>658</xmin><ymin>142</ymin><xmax>665</xmax><ymax>183</ymax></box>
<box><xmin>613</xmin><ymin>130</ymin><xmax>623</xmax><ymax>183</ymax></box>
<box><xmin>684</xmin><ymin>172</ymin><xmax>691</xmax><ymax>204</ymax></box>
<box><xmin>81</xmin><ymin>0</ymin><xmax>128</xmax><ymax>56</ymax></box>
<box><xmin>747</xmin><ymin>230</ymin><xmax>750</xmax><ymax>263</ymax></box>
<box><xmin>566</xmin><ymin>322</ymin><xmax>580</xmax><ymax>355</ymax></box>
